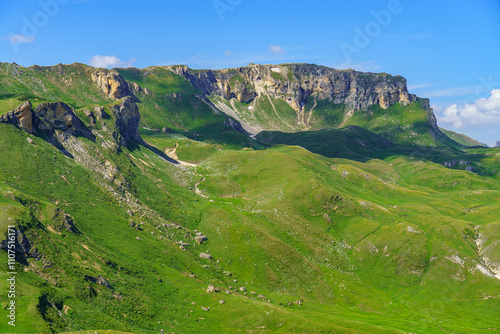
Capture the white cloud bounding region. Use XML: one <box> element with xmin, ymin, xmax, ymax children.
<box><xmin>88</xmin><ymin>55</ymin><xmax>137</xmax><ymax>69</ymax></box>
<box><xmin>225</xmin><ymin>50</ymin><xmax>232</xmax><ymax>56</ymax></box>
<box><xmin>5</xmin><ymin>34</ymin><xmax>35</xmax><ymax>45</ymax></box>
<box><xmin>437</xmin><ymin>89</ymin><xmax>500</xmax><ymax>129</ymax></box>
<box><xmin>269</xmin><ymin>45</ymin><xmax>285</xmax><ymax>54</ymax></box>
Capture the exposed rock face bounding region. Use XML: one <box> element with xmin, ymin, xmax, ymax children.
<box><xmin>0</xmin><ymin>227</ymin><xmax>38</xmax><ymax>260</ymax></box>
<box><xmin>417</xmin><ymin>97</ymin><xmax>442</xmax><ymax>138</ymax></box>
<box><xmin>52</xmin><ymin>209</ymin><xmax>79</xmax><ymax>234</ymax></box>
<box><xmin>195</xmin><ymin>235</ymin><xmax>208</xmax><ymax>244</ymax></box>
<box><xmin>475</xmin><ymin>225</ymin><xmax>500</xmax><ymax>280</ymax></box>
<box><xmin>199</xmin><ymin>252</ymin><xmax>212</xmax><ymax>260</ymax></box>
<box><xmin>92</xmin><ymin>69</ymin><xmax>133</xmax><ymax>100</ymax></box>
<box><xmin>0</xmin><ymin>101</ymin><xmax>33</xmax><ymax>132</ymax></box>
<box><xmin>93</xmin><ymin>106</ymin><xmax>109</xmax><ymax>120</ymax></box>
<box><xmin>495</xmin><ymin>140</ymin><xmax>500</xmax><ymax>148</ymax></box>
<box><xmin>167</xmin><ymin>63</ymin><xmax>417</xmax><ymax>113</ymax></box>
<box><xmin>1</xmin><ymin>101</ymin><xmax>93</xmax><ymax>140</ymax></box>
<box><xmin>34</xmin><ymin>102</ymin><xmax>91</xmax><ymax>137</ymax></box>
<box><xmin>129</xmin><ymin>82</ymin><xmax>152</xmax><ymax>96</ymax></box>
<box><xmin>85</xmin><ymin>275</ymin><xmax>113</xmax><ymax>289</ymax></box>
<box><xmin>111</xmin><ymin>97</ymin><xmax>141</xmax><ymax>145</ymax></box>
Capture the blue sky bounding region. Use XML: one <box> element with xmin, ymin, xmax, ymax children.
<box><xmin>1</xmin><ymin>0</ymin><xmax>499</xmax><ymax>145</ymax></box>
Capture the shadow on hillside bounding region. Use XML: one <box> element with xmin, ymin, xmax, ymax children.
<box><xmin>127</xmin><ymin>138</ymin><xmax>180</xmax><ymax>165</ymax></box>
<box><xmin>31</xmin><ymin>122</ymin><xmax>97</xmax><ymax>159</ymax></box>
<box><xmin>255</xmin><ymin>126</ymin><xmax>396</xmax><ymax>162</ymax></box>
<box><xmin>138</xmin><ymin>121</ymin><xmax>492</xmax><ymax>174</ymax></box>
<box><xmin>254</xmin><ymin>127</ymin><xmax>492</xmax><ymax>174</ymax></box>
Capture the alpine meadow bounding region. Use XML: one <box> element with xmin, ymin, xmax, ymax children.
<box><xmin>1</xmin><ymin>1</ymin><xmax>500</xmax><ymax>333</ymax></box>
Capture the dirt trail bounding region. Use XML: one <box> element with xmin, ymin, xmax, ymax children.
<box><xmin>194</xmin><ymin>177</ymin><xmax>207</xmax><ymax>198</ymax></box>
<box><xmin>164</xmin><ymin>144</ymin><xmax>209</xmax><ymax>197</ymax></box>
<box><xmin>164</xmin><ymin>144</ymin><xmax>197</xmax><ymax>167</ymax></box>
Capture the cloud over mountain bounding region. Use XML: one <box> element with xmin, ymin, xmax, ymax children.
<box><xmin>438</xmin><ymin>89</ymin><xmax>500</xmax><ymax>129</ymax></box>
<box><xmin>89</xmin><ymin>55</ymin><xmax>136</xmax><ymax>69</ymax></box>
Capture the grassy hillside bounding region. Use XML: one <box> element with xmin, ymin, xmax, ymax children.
<box><xmin>116</xmin><ymin>67</ymin><xmax>258</xmax><ymax>149</ymax></box>
<box><xmin>0</xmin><ymin>62</ymin><xmax>110</xmax><ymax>111</ymax></box>
<box><xmin>0</xmin><ymin>63</ymin><xmax>499</xmax><ymax>333</ymax></box>
<box><xmin>214</xmin><ymin>93</ymin><xmax>454</xmax><ymax>148</ymax></box>
<box><xmin>440</xmin><ymin>127</ymin><xmax>486</xmax><ymax>147</ymax></box>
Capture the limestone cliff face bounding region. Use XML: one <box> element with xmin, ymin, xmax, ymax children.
<box><xmin>34</xmin><ymin>102</ymin><xmax>91</xmax><ymax>137</ymax></box>
<box><xmin>111</xmin><ymin>96</ymin><xmax>141</xmax><ymax>145</ymax></box>
<box><xmin>0</xmin><ymin>101</ymin><xmax>91</xmax><ymax>138</ymax></box>
<box><xmin>92</xmin><ymin>69</ymin><xmax>133</xmax><ymax>100</ymax></box>
<box><xmin>0</xmin><ymin>101</ymin><xmax>33</xmax><ymax>133</ymax></box>
<box><xmin>167</xmin><ymin>63</ymin><xmax>417</xmax><ymax>113</ymax></box>
<box><xmin>418</xmin><ymin>97</ymin><xmax>441</xmax><ymax>136</ymax></box>
<box><xmin>1</xmin><ymin>97</ymin><xmax>141</xmax><ymax>150</ymax></box>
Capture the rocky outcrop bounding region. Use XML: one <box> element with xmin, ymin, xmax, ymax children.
<box><xmin>475</xmin><ymin>224</ymin><xmax>500</xmax><ymax>280</ymax></box>
<box><xmin>85</xmin><ymin>275</ymin><xmax>113</xmax><ymax>289</ymax></box>
<box><xmin>166</xmin><ymin>63</ymin><xmax>417</xmax><ymax>113</ymax></box>
<box><xmin>1</xmin><ymin>101</ymin><xmax>93</xmax><ymax>139</ymax></box>
<box><xmin>199</xmin><ymin>252</ymin><xmax>212</xmax><ymax>259</ymax></box>
<box><xmin>129</xmin><ymin>82</ymin><xmax>152</xmax><ymax>96</ymax></box>
<box><xmin>93</xmin><ymin>106</ymin><xmax>109</xmax><ymax>120</ymax></box>
<box><xmin>495</xmin><ymin>141</ymin><xmax>500</xmax><ymax>148</ymax></box>
<box><xmin>92</xmin><ymin>69</ymin><xmax>133</xmax><ymax>100</ymax></box>
<box><xmin>0</xmin><ymin>101</ymin><xmax>34</xmax><ymax>133</ymax></box>
<box><xmin>51</xmin><ymin>209</ymin><xmax>79</xmax><ymax>234</ymax></box>
<box><xmin>418</xmin><ymin>97</ymin><xmax>442</xmax><ymax>138</ymax></box>
<box><xmin>0</xmin><ymin>227</ymin><xmax>39</xmax><ymax>261</ymax></box>
<box><xmin>111</xmin><ymin>97</ymin><xmax>141</xmax><ymax>145</ymax></box>
<box><xmin>34</xmin><ymin>102</ymin><xmax>92</xmax><ymax>137</ymax></box>
<box><xmin>195</xmin><ymin>234</ymin><xmax>208</xmax><ymax>244</ymax></box>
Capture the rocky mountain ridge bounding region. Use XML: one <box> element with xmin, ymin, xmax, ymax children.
<box><xmin>0</xmin><ymin>62</ymin><xmax>456</xmax><ymax>147</ymax></box>
<box><xmin>0</xmin><ymin>93</ymin><xmax>141</xmax><ymax>152</ymax></box>
<box><xmin>166</xmin><ymin>63</ymin><xmax>418</xmax><ymax>114</ymax></box>
<box><xmin>163</xmin><ymin>63</ymin><xmax>445</xmax><ymax>144</ymax></box>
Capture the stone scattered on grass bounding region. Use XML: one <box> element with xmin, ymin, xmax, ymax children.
<box><xmin>206</xmin><ymin>284</ymin><xmax>220</xmax><ymax>293</ymax></box>
<box><xmin>195</xmin><ymin>235</ymin><xmax>208</xmax><ymax>244</ymax></box>
<box><xmin>199</xmin><ymin>252</ymin><xmax>212</xmax><ymax>259</ymax></box>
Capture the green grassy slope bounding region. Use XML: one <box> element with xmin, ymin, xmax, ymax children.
<box><xmin>216</xmin><ymin>91</ymin><xmax>455</xmax><ymax>148</ymax></box>
<box><xmin>440</xmin><ymin>127</ymin><xmax>486</xmax><ymax>147</ymax></box>
<box><xmin>116</xmin><ymin>67</ymin><xmax>259</xmax><ymax>150</ymax></box>
<box><xmin>1</xmin><ymin>124</ymin><xmax>499</xmax><ymax>333</ymax></box>
<box><xmin>0</xmin><ymin>62</ymin><xmax>110</xmax><ymax>111</ymax></box>
<box><xmin>0</xmin><ymin>63</ymin><xmax>499</xmax><ymax>333</ymax></box>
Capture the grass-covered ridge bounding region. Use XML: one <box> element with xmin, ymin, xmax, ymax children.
<box><xmin>440</xmin><ymin>127</ymin><xmax>487</xmax><ymax>147</ymax></box>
